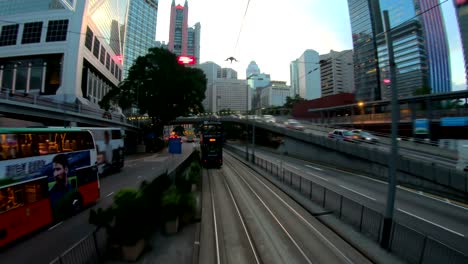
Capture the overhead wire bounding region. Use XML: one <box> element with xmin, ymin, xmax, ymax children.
<box><xmin>232</xmin><ymin>0</ymin><xmax>251</xmax><ymax>60</ymax></box>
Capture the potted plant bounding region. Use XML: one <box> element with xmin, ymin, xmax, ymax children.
<box><xmin>161</xmin><ymin>185</ymin><xmax>182</xmax><ymax>234</ymax></box>
<box><xmin>90</xmin><ymin>189</ymin><xmax>148</xmax><ymax>262</ymax></box>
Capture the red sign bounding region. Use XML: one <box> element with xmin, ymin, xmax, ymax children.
<box><xmin>177</xmin><ymin>55</ymin><xmax>196</xmax><ymax>65</ymax></box>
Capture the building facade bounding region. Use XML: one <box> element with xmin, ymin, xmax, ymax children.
<box><xmin>297</xmin><ymin>49</ymin><xmax>321</xmax><ymax>100</ymax></box>
<box><xmin>168</xmin><ymin>0</ymin><xmax>188</xmax><ymax>56</ymax></box>
<box><xmin>123</xmin><ymin>0</ymin><xmax>158</xmax><ymax>78</ymax></box>
<box><xmin>187</xmin><ymin>22</ymin><xmax>201</xmax><ymax>63</ymax></box>
<box><xmin>246</xmin><ymin>61</ymin><xmax>260</xmax><ymax>78</ymax></box>
<box><xmin>196</xmin><ymin>61</ymin><xmax>221</xmax><ymax>111</ymax></box>
<box><xmin>260</xmin><ymin>81</ymin><xmax>291</xmax><ymax>107</ymax></box>
<box><xmin>0</xmin><ymin>0</ymin><xmax>127</xmax><ymax>106</ymax></box>
<box><xmin>319</xmin><ymin>49</ymin><xmax>354</xmax><ymax>97</ymax></box>
<box><xmin>290</xmin><ymin>59</ymin><xmax>300</xmax><ymax>97</ymax></box>
<box><xmin>221</xmin><ymin>68</ymin><xmax>238</xmax><ymax>79</ymax></box>
<box><xmin>347</xmin><ymin>0</ymin><xmax>451</xmax><ymax>101</ymax></box>
<box><xmin>214</xmin><ymin>79</ymin><xmax>249</xmax><ymax>113</ymax></box>
<box><xmin>454</xmin><ymin>0</ymin><xmax>468</xmax><ymax>87</ymax></box>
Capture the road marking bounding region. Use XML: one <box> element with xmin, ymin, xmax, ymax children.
<box><xmin>339</xmin><ymin>185</ymin><xmax>376</xmax><ymax>201</ymax></box>
<box><xmin>397</xmin><ymin>208</ymin><xmax>465</xmax><ymax>237</ymax></box>
<box><xmin>194</xmin><ymin>241</ymin><xmax>200</xmax><ymax>245</ymax></box>
<box><xmin>48</xmin><ymin>222</ymin><xmax>63</xmax><ymax>231</ymax></box>
<box><xmin>289</xmin><ymin>165</ymin><xmax>299</xmax><ymax>170</ymax></box>
<box><xmin>398</xmin><ymin>186</ymin><xmax>468</xmax><ymax>211</ymax></box>
<box><xmin>306</xmin><ymin>171</ymin><xmax>329</xmax><ymax>182</ymax></box>
<box><xmin>323</xmin><ymin>165</ymin><xmax>386</xmax><ymax>185</ymax></box>
<box><xmin>305</xmin><ymin>165</ymin><xmax>323</xmax><ymax>171</ymax></box>
<box><xmin>106</xmin><ymin>192</ymin><xmax>114</xmax><ymax>198</ymax></box>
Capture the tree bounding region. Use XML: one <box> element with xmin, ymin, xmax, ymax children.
<box><xmin>283</xmin><ymin>94</ymin><xmax>306</xmax><ymax>109</ymax></box>
<box><xmin>413</xmin><ymin>85</ymin><xmax>431</xmax><ymax>96</ymax></box>
<box><xmin>100</xmin><ymin>47</ymin><xmax>206</xmax><ymax>128</ymax></box>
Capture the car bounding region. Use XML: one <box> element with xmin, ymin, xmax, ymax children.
<box><xmin>328</xmin><ymin>129</ymin><xmax>355</xmax><ymax>142</ymax></box>
<box><xmin>284</xmin><ymin>119</ymin><xmax>305</xmax><ymax>130</ymax></box>
<box><xmin>350</xmin><ymin>130</ymin><xmax>379</xmax><ymax>143</ymax></box>
<box><xmin>262</xmin><ymin>115</ymin><xmax>276</xmax><ymax>123</ymax></box>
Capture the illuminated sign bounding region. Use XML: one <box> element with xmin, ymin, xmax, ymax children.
<box><xmin>114</xmin><ymin>55</ymin><xmax>123</xmax><ymax>64</ymax></box>
<box><xmin>209</xmin><ymin>138</ymin><xmax>216</xmax><ymax>142</ymax></box>
<box><xmin>383</xmin><ymin>79</ymin><xmax>391</xmax><ymax>84</ymax></box>
<box><xmin>177</xmin><ymin>55</ymin><xmax>196</xmax><ymax>65</ymax></box>
<box><xmin>456</xmin><ymin>0</ymin><xmax>468</xmax><ymax>7</ymax></box>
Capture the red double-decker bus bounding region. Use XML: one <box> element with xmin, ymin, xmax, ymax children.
<box><xmin>0</xmin><ymin>128</ymin><xmax>99</xmax><ymax>247</ymax></box>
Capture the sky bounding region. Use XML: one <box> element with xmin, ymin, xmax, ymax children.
<box><xmin>155</xmin><ymin>0</ymin><xmax>466</xmax><ymax>90</ymax></box>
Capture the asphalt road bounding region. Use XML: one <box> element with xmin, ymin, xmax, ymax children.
<box><xmin>0</xmin><ymin>143</ymin><xmax>195</xmax><ymax>264</ymax></box>
<box><xmin>237</xmin><ymin>145</ymin><xmax>468</xmax><ymax>255</ymax></box>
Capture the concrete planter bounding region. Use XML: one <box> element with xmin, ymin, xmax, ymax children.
<box><xmin>165</xmin><ymin>217</ymin><xmax>179</xmax><ymax>234</ymax></box>
<box><xmin>121</xmin><ymin>239</ymin><xmax>145</xmax><ymax>262</ymax></box>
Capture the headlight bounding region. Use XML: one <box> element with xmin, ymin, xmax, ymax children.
<box><xmin>366</xmin><ymin>137</ymin><xmax>371</xmax><ymax>140</ymax></box>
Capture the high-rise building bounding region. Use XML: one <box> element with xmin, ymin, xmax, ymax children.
<box><xmin>0</xmin><ymin>0</ymin><xmax>128</xmax><ymax>105</ymax></box>
<box><xmin>320</xmin><ymin>50</ymin><xmax>354</xmax><ymax>97</ymax></box>
<box><xmin>260</xmin><ymin>81</ymin><xmax>291</xmax><ymax>107</ymax></box>
<box><xmin>296</xmin><ymin>49</ymin><xmax>321</xmax><ymax>100</ymax></box>
<box><xmin>123</xmin><ymin>0</ymin><xmax>158</xmax><ymax>78</ymax></box>
<box><xmin>187</xmin><ymin>22</ymin><xmax>201</xmax><ymax>63</ymax></box>
<box><xmin>221</xmin><ymin>68</ymin><xmax>238</xmax><ymax>79</ymax></box>
<box><xmin>168</xmin><ymin>0</ymin><xmax>188</xmax><ymax>56</ymax></box>
<box><xmin>454</xmin><ymin>0</ymin><xmax>468</xmax><ymax>87</ymax></box>
<box><xmin>168</xmin><ymin>0</ymin><xmax>200</xmax><ymax>63</ymax></box>
<box><xmin>246</xmin><ymin>61</ymin><xmax>261</xmax><ymax>78</ymax></box>
<box><xmin>290</xmin><ymin>60</ymin><xmax>300</xmax><ymax>97</ymax></box>
<box><xmin>347</xmin><ymin>0</ymin><xmax>451</xmax><ymax>101</ymax></box>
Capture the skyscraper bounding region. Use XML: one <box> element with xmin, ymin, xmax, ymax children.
<box><xmin>347</xmin><ymin>0</ymin><xmax>451</xmax><ymax>101</ymax></box>
<box><xmin>168</xmin><ymin>0</ymin><xmax>200</xmax><ymax>63</ymax></box>
<box><xmin>123</xmin><ymin>0</ymin><xmax>158</xmax><ymax>78</ymax></box>
<box><xmin>319</xmin><ymin>50</ymin><xmax>354</xmax><ymax>97</ymax></box>
<box><xmin>246</xmin><ymin>61</ymin><xmax>261</xmax><ymax>78</ymax></box>
<box><xmin>454</xmin><ymin>0</ymin><xmax>468</xmax><ymax>87</ymax></box>
<box><xmin>290</xmin><ymin>60</ymin><xmax>300</xmax><ymax>97</ymax></box>
<box><xmin>296</xmin><ymin>49</ymin><xmax>321</xmax><ymax>100</ymax></box>
<box><xmin>0</xmin><ymin>0</ymin><xmax>128</xmax><ymax>105</ymax></box>
<box><xmin>168</xmin><ymin>0</ymin><xmax>189</xmax><ymax>56</ymax></box>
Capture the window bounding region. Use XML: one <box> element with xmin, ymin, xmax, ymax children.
<box><xmin>100</xmin><ymin>45</ymin><xmax>105</xmax><ymax>64</ymax></box>
<box><xmin>93</xmin><ymin>37</ymin><xmax>100</xmax><ymax>58</ymax></box>
<box><xmin>46</xmin><ymin>20</ymin><xmax>68</xmax><ymax>42</ymax></box>
<box><xmin>111</xmin><ymin>60</ymin><xmax>115</xmax><ymax>74</ymax></box>
<box><xmin>22</xmin><ymin>22</ymin><xmax>42</xmax><ymax>44</ymax></box>
<box><xmin>0</xmin><ymin>24</ymin><xmax>19</xmax><ymax>46</ymax></box>
<box><xmin>105</xmin><ymin>53</ymin><xmax>110</xmax><ymax>69</ymax></box>
<box><xmin>85</xmin><ymin>27</ymin><xmax>93</xmax><ymax>50</ymax></box>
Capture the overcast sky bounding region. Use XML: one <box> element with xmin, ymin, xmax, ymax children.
<box><xmin>156</xmin><ymin>0</ymin><xmax>465</xmax><ymax>90</ymax></box>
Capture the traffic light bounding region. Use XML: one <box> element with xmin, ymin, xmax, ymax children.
<box><xmin>177</xmin><ymin>55</ymin><xmax>196</xmax><ymax>65</ymax></box>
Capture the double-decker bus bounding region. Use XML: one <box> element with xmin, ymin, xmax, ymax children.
<box><xmin>76</xmin><ymin>127</ymin><xmax>125</xmax><ymax>177</ymax></box>
<box><xmin>0</xmin><ymin>128</ymin><xmax>99</xmax><ymax>247</ymax></box>
<box><xmin>200</xmin><ymin>121</ymin><xmax>223</xmax><ymax>168</ymax></box>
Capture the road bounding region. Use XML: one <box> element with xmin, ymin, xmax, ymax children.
<box><xmin>0</xmin><ymin>143</ymin><xmax>194</xmax><ymax>264</ymax></box>
<box><xmin>199</xmin><ymin>152</ymin><xmax>372</xmax><ymax>264</ymax></box>
<box><xmin>235</xmin><ymin>144</ymin><xmax>468</xmax><ymax>255</ymax></box>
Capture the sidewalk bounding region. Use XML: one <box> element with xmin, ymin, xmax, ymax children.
<box><xmin>105</xmin><ymin>144</ymin><xmax>200</xmax><ymax>264</ymax></box>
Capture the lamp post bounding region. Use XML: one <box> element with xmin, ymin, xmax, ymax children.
<box><xmin>381</xmin><ymin>10</ymin><xmax>399</xmax><ymax>250</ymax></box>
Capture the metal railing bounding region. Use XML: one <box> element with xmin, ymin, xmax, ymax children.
<box><xmin>224</xmin><ymin>144</ymin><xmax>468</xmax><ymax>264</ymax></box>
<box><xmin>49</xmin><ymin>228</ymin><xmax>106</xmax><ymax>264</ymax></box>
<box><xmin>0</xmin><ymin>90</ymin><xmax>139</xmax><ymax>127</ymax></box>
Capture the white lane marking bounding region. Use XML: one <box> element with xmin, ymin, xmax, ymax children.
<box><xmin>245</xmin><ymin>170</ymin><xmax>354</xmax><ymax>264</ymax></box>
<box><xmin>339</xmin><ymin>185</ymin><xmax>376</xmax><ymax>201</ymax></box>
<box><xmin>306</xmin><ymin>171</ymin><xmax>329</xmax><ymax>182</ymax></box>
<box><xmin>194</xmin><ymin>241</ymin><xmax>200</xmax><ymax>245</ymax></box>
<box><xmin>398</xmin><ymin>186</ymin><xmax>468</xmax><ymax>211</ymax></box>
<box><xmin>211</xmin><ymin>181</ymin><xmax>221</xmax><ymax>264</ymax></box>
<box><xmin>106</xmin><ymin>192</ymin><xmax>114</xmax><ymax>198</ymax></box>
<box><xmin>289</xmin><ymin>165</ymin><xmax>299</xmax><ymax>170</ymax></box>
<box><xmin>137</xmin><ymin>176</ymin><xmax>143</xmax><ymax>179</ymax></box>
<box><xmin>397</xmin><ymin>208</ymin><xmax>465</xmax><ymax>237</ymax></box>
<box><xmin>315</xmin><ymin>164</ymin><xmax>386</xmax><ymax>185</ymax></box>
<box><xmin>305</xmin><ymin>165</ymin><xmax>323</xmax><ymax>171</ymax></box>
<box><xmin>48</xmin><ymin>221</ymin><xmax>63</xmax><ymax>231</ymax></box>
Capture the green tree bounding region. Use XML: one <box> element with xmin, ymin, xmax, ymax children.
<box><xmin>100</xmin><ymin>47</ymin><xmax>206</xmax><ymax>128</ymax></box>
<box><xmin>283</xmin><ymin>94</ymin><xmax>306</xmax><ymax>109</ymax></box>
<box><xmin>413</xmin><ymin>85</ymin><xmax>432</xmax><ymax>96</ymax></box>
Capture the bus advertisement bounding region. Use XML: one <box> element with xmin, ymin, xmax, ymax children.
<box><xmin>0</xmin><ymin>128</ymin><xmax>99</xmax><ymax>247</ymax></box>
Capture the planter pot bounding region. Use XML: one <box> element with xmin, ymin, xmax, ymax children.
<box><xmin>165</xmin><ymin>217</ymin><xmax>179</xmax><ymax>234</ymax></box>
<box><xmin>121</xmin><ymin>239</ymin><xmax>145</xmax><ymax>262</ymax></box>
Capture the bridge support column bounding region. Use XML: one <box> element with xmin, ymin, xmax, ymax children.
<box><xmin>11</xmin><ymin>64</ymin><xmax>17</xmax><ymax>94</ymax></box>
<box><xmin>0</xmin><ymin>65</ymin><xmax>3</xmax><ymax>91</ymax></box>
<box><xmin>25</xmin><ymin>63</ymin><xmax>31</xmax><ymax>94</ymax></box>
<box><xmin>41</xmin><ymin>62</ymin><xmax>47</xmax><ymax>94</ymax></box>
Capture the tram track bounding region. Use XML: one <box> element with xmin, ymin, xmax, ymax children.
<box><xmin>199</xmin><ymin>150</ymin><xmax>372</xmax><ymax>264</ymax></box>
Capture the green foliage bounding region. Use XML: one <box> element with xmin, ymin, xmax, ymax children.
<box><xmin>283</xmin><ymin>94</ymin><xmax>306</xmax><ymax>109</ymax></box>
<box><xmin>188</xmin><ymin>161</ymin><xmax>201</xmax><ymax>184</ymax></box>
<box><xmin>413</xmin><ymin>85</ymin><xmax>432</xmax><ymax>96</ymax></box>
<box><xmin>100</xmin><ymin>47</ymin><xmax>207</xmax><ymax>126</ymax></box>
<box><xmin>161</xmin><ymin>185</ymin><xmax>182</xmax><ymax>221</ymax></box>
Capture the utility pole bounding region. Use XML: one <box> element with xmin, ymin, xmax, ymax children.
<box><xmin>381</xmin><ymin>10</ymin><xmax>399</xmax><ymax>249</ymax></box>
